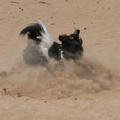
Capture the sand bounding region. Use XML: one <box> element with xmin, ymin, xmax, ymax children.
<box><xmin>0</xmin><ymin>0</ymin><xmax>120</xmax><ymax>119</ymax></box>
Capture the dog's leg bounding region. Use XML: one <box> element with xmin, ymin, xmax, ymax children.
<box><xmin>45</xmin><ymin>65</ymin><xmax>56</xmax><ymax>77</ymax></box>
<box><xmin>74</xmin><ymin>59</ymin><xmax>81</xmax><ymax>66</ymax></box>
<box><xmin>60</xmin><ymin>50</ymin><xmax>68</xmax><ymax>67</ymax></box>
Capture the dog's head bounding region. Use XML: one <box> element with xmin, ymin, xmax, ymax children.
<box><xmin>58</xmin><ymin>30</ymin><xmax>83</xmax><ymax>55</ymax></box>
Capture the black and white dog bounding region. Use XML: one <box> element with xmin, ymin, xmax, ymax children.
<box><xmin>20</xmin><ymin>20</ymin><xmax>83</xmax><ymax>65</ymax></box>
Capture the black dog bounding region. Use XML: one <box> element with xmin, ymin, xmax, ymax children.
<box><xmin>20</xmin><ymin>20</ymin><xmax>83</xmax><ymax>65</ymax></box>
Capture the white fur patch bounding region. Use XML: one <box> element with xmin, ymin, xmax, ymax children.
<box><xmin>36</xmin><ymin>20</ymin><xmax>54</xmax><ymax>61</ymax></box>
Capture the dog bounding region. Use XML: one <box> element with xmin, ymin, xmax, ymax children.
<box><xmin>20</xmin><ymin>20</ymin><xmax>83</xmax><ymax>65</ymax></box>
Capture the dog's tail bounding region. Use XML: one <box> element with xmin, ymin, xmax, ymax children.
<box><xmin>20</xmin><ymin>20</ymin><xmax>54</xmax><ymax>61</ymax></box>
<box><xmin>20</xmin><ymin>20</ymin><xmax>54</xmax><ymax>45</ymax></box>
<box><xmin>35</xmin><ymin>20</ymin><xmax>54</xmax><ymax>61</ymax></box>
<box><xmin>35</xmin><ymin>20</ymin><xmax>54</xmax><ymax>47</ymax></box>
<box><xmin>20</xmin><ymin>22</ymin><xmax>41</xmax><ymax>43</ymax></box>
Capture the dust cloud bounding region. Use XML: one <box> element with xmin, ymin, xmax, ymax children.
<box><xmin>0</xmin><ymin>52</ymin><xmax>119</xmax><ymax>99</ymax></box>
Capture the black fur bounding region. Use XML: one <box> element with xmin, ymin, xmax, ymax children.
<box><xmin>49</xmin><ymin>42</ymin><xmax>61</xmax><ymax>61</ymax></box>
<box><xmin>59</xmin><ymin>29</ymin><xmax>83</xmax><ymax>60</ymax></box>
<box><xmin>20</xmin><ymin>23</ymin><xmax>42</xmax><ymax>43</ymax></box>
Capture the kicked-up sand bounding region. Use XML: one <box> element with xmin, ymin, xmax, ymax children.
<box><xmin>0</xmin><ymin>0</ymin><xmax>120</xmax><ymax>119</ymax></box>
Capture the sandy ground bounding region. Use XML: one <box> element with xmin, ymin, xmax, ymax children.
<box><xmin>0</xmin><ymin>0</ymin><xmax>120</xmax><ymax>119</ymax></box>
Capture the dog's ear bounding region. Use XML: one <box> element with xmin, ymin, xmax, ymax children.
<box><xmin>80</xmin><ymin>37</ymin><xmax>83</xmax><ymax>45</ymax></box>
<box><xmin>69</xmin><ymin>29</ymin><xmax>80</xmax><ymax>41</ymax></box>
<box><xmin>76</xmin><ymin>29</ymin><xmax>80</xmax><ymax>35</ymax></box>
<box><xmin>59</xmin><ymin>35</ymin><xmax>64</xmax><ymax>41</ymax></box>
<box><xmin>77</xmin><ymin>29</ymin><xmax>83</xmax><ymax>45</ymax></box>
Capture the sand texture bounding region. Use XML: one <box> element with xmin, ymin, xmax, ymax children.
<box><xmin>0</xmin><ymin>0</ymin><xmax>120</xmax><ymax>119</ymax></box>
